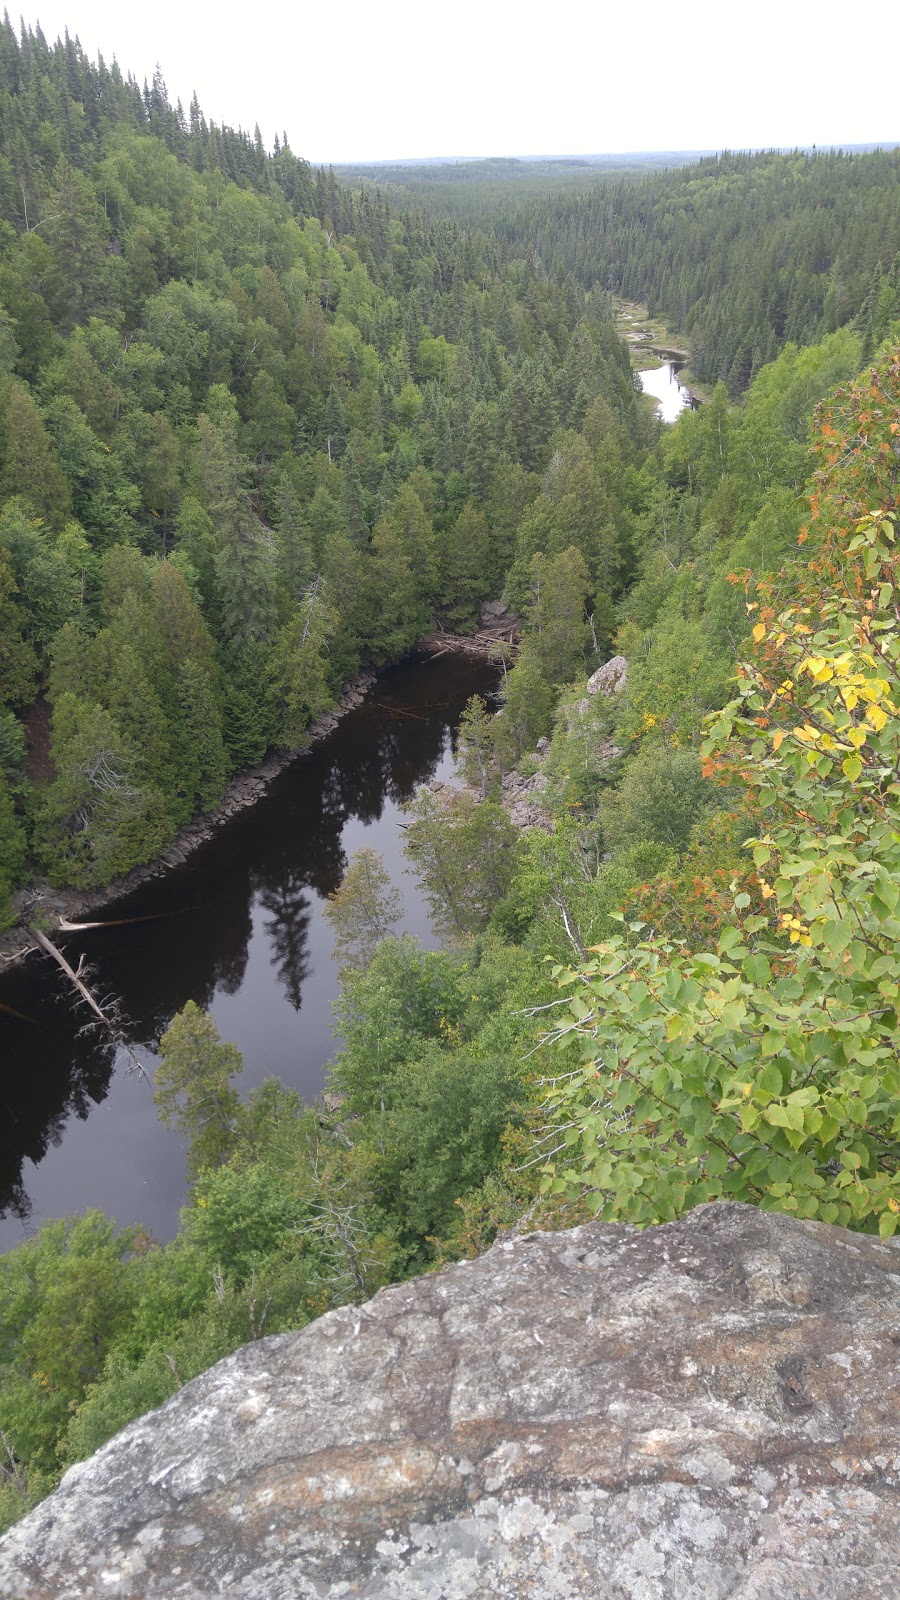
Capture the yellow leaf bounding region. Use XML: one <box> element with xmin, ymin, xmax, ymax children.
<box><xmin>866</xmin><ymin>704</ymin><xmax>888</xmax><ymax>732</ymax></box>
<box><xmin>847</xmin><ymin>727</ymin><xmax>867</xmax><ymax>749</ymax></box>
<box><xmin>752</xmin><ymin>623</ymin><xmax>766</xmax><ymax>643</ymax></box>
<box><xmin>772</xmin><ymin>729</ymin><xmax>785</xmax><ymax>751</ymax></box>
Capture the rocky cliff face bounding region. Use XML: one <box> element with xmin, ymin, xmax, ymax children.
<box><xmin>2</xmin><ymin>1202</ymin><xmax>898</xmax><ymax>1598</ymax></box>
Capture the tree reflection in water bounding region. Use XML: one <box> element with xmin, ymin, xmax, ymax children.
<box><xmin>0</xmin><ymin>652</ymin><xmax>498</xmax><ymax>1244</ymax></box>
<box><xmin>259</xmin><ymin>874</ymin><xmax>313</xmax><ymax>1012</ymax></box>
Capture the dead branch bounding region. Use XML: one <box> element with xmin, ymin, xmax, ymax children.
<box><xmin>29</xmin><ymin>927</ymin><xmax>151</xmax><ymax>1085</ymax></box>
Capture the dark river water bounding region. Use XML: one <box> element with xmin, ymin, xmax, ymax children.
<box><xmin>0</xmin><ymin>652</ymin><xmax>498</xmax><ymax>1252</ymax></box>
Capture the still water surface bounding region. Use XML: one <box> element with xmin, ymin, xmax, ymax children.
<box><xmin>0</xmin><ymin>653</ymin><xmax>497</xmax><ymax>1252</ymax></box>
<box><xmin>638</xmin><ymin>361</ymin><xmax>695</xmax><ymax>423</ymax></box>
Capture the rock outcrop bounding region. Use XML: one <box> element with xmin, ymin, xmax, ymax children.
<box><xmin>0</xmin><ymin>669</ymin><xmax>378</xmax><ymax>969</ymax></box>
<box><xmin>586</xmin><ymin>653</ymin><xmax>628</xmax><ymax>697</ymax></box>
<box><xmin>499</xmin><ymin>766</ymin><xmax>553</xmax><ymax>831</ymax></box>
<box><xmin>3</xmin><ymin>1202</ymin><xmax>898</xmax><ymax>1598</ymax></box>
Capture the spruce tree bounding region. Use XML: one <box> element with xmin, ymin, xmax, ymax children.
<box><xmin>177</xmin><ymin>657</ymin><xmax>228</xmax><ymax>811</ymax></box>
<box><xmin>198</xmin><ymin>410</ymin><xmax>276</xmax><ymax>652</ymax></box>
<box><xmin>37</xmin><ymin>694</ymin><xmax>171</xmax><ymax>886</ymax></box>
<box><xmin>0</xmin><ymin>542</ymin><xmax>37</xmax><ymax>707</ymax></box>
<box><xmin>0</xmin><ymin>381</ymin><xmax>72</xmax><ymax>527</ymax></box>
<box><xmin>438</xmin><ymin>501</ymin><xmax>489</xmax><ymax>632</ymax></box>
<box><xmin>269</xmin><ymin>586</ymin><xmax>337</xmax><ymax>748</ymax></box>
<box><xmin>221</xmin><ymin>643</ymin><xmax>279</xmax><ymax>770</ymax></box>
<box><xmin>0</xmin><ymin>774</ymin><xmax>26</xmax><ymax>929</ymax></box>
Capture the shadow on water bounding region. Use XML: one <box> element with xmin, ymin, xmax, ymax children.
<box><xmin>0</xmin><ymin>651</ymin><xmax>498</xmax><ymax>1249</ymax></box>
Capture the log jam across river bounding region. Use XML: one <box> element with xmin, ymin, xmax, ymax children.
<box><xmin>0</xmin><ymin>652</ymin><xmax>498</xmax><ymax>1251</ymax></box>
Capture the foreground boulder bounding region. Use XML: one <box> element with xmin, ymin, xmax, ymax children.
<box><xmin>2</xmin><ymin>1202</ymin><xmax>899</xmax><ymax>1598</ymax></box>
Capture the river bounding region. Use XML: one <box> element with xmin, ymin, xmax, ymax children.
<box><xmin>0</xmin><ymin>652</ymin><xmax>498</xmax><ymax>1252</ymax></box>
<box><xmin>637</xmin><ymin>360</ymin><xmax>697</xmax><ymax>423</ymax></box>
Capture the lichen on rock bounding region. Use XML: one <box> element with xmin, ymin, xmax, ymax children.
<box><xmin>586</xmin><ymin>653</ymin><xmax>628</xmax><ymax>698</ymax></box>
<box><xmin>2</xmin><ymin>1202</ymin><xmax>898</xmax><ymax>1597</ymax></box>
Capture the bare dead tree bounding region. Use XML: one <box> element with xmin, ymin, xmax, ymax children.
<box><xmin>29</xmin><ymin>927</ymin><xmax>151</xmax><ymax>1085</ymax></box>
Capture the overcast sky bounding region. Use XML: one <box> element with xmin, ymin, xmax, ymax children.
<box><xmin>23</xmin><ymin>1</ymin><xmax>900</xmax><ymax>163</ymax></box>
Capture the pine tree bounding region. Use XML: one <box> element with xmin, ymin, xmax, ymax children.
<box><xmin>100</xmin><ymin>639</ymin><xmax>180</xmax><ymax>825</ymax></box>
<box><xmin>36</xmin><ymin>693</ymin><xmax>171</xmax><ymax>886</ymax></box>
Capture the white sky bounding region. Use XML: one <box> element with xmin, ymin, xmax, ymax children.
<box><xmin>22</xmin><ymin>1</ymin><xmax>900</xmax><ymax>163</ymax></box>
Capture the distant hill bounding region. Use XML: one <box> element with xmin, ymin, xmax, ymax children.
<box><xmin>333</xmin><ymin>146</ymin><xmax>892</xmax><ymax>192</ymax></box>
<box><xmin>333</xmin><ymin>152</ymin><xmax>714</xmax><ymax>190</ymax></box>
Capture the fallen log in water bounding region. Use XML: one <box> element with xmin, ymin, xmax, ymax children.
<box><xmin>29</xmin><ymin>927</ymin><xmax>151</xmax><ymax>1083</ymax></box>
<box><xmin>56</xmin><ymin>909</ymin><xmax>182</xmax><ymax>932</ymax></box>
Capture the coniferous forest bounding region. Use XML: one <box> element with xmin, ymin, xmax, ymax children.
<box><xmin>0</xmin><ymin>18</ymin><xmax>899</xmax><ymax>1533</ymax></box>
<box><xmin>0</xmin><ymin>18</ymin><xmax>650</xmax><ymax>907</ymax></box>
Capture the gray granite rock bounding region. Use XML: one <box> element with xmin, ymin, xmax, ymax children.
<box><xmin>2</xmin><ymin>1202</ymin><xmax>899</xmax><ymax>1598</ymax></box>
<box><xmin>586</xmin><ymin>654</ymin><xmax>628</xmax><ymax>697</ymax></box>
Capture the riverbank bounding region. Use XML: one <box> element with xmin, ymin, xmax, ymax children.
<box><xmin>418</xmin><ymin>601</ymin><xmax>519</xmax><ymax>660</ymax></box>
<box><xmin>616</xmin><ymin>297</ymin><xmax>709</xmax><ymax>400</ymax></box>
<box><xmin>0</xmin><ymin>649</ymin><xmax>502</xmax><ymax>1245</ymax></box>
<box><xmin>616</xmin><ymin>297</ymin><xmax>690</xmax><ymax>365</ymax></box>
<box><xmin>0</xmin><ymin>667</ymin><xmax>375</xmax><ymax>972</ymax></box>
<box><xmin>1</xmin><ymin>616</ymin><xmax>518</xmax><ymax>973</ymax></box>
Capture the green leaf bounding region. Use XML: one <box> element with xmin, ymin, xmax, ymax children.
<box><xmin>743</xmin><ymin>952</ymin><xmax>771</xmax><ymax>985</ymax></box>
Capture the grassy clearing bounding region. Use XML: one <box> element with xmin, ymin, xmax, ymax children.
<box><xmin>615</xmin><ymin>299</ymin><xmax>711</xmax><ymax>398</ymax></box>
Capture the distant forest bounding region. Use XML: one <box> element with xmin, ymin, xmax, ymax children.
<box><xmin>333</xmin><ymin>151</ymin><xmax>712</xmax><ymax>197</ymax></box>
<box><xmin>1</xmin><ymin>18</ymin><xmax>900</xmax><ymax>1537</ymax></box>
<box><xmin>493</xmin><ymin>148</ymin><xmax>900</xmax><ymax>386</ymax></box>
<box><xmin>350</xmin><ymin>148</ymin><xmax>900</xmax><ymax>389</ymax></box>
<box><xmin>0</xmin><ymin>22</ymin><xmax>898</xmax><ymax>923</ymax></box>
<box><xmin>0</xmin><ymin>19</ymin><xmax>647</xmax><ymax>911</ymax></box>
